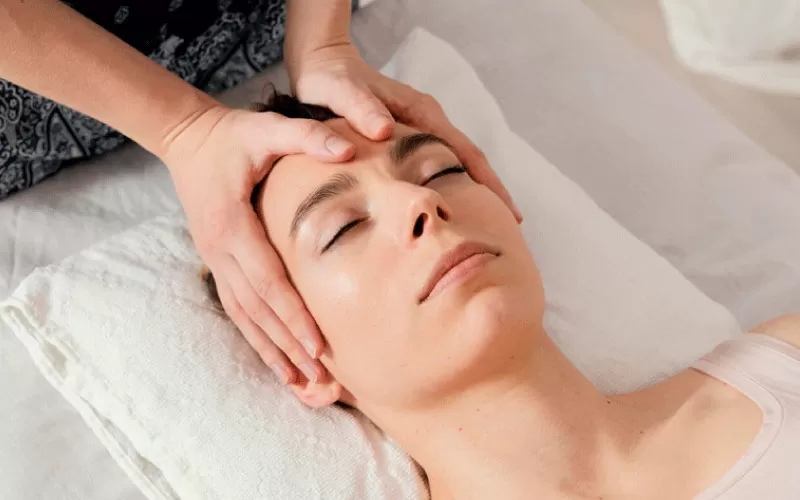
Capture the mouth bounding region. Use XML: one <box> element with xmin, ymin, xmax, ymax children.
<box><xmin>418</xmin><ymin>241</ymin><xmax>501</xmax><ymax>303</ymax></box>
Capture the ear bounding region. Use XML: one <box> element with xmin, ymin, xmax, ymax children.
<box><xmin>289</xmin><ymin>372</ymin><xmax>345</xmax><ymax>409</ymax></box>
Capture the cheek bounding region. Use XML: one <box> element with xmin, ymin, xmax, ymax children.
<box><xmin>451</xmin><ymin>185</ymin><xmax>522</xmax><ymax>246</ymax></box>
<box><xmin>448</xmin><ymin>186</ymin><xmax>545</xmax><ymax>322</ymax></box>
<box><xmin>297</xmin><ymin>265</ymin><xmax>364</xmax><ymax>333</ymax></box>
<box><xmin>294</xmin><ymin>249</ymin><xmax>420</xmax><ymax>403</ymax></box>
<box><xmin>294</xmin><ymin>252</ymin><xmax>398</xmax><ymax>359</ymax></box>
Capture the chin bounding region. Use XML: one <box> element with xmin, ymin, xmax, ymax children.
<box><xmin>453</xmin><ymin>284</ymin><xmax>541</xmax><ymax>379</ymax></box>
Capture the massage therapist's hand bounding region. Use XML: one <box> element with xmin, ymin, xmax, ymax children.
<box><xmin>286</xmin><ymin>42</ymin><xmax>524</xmax><ymax>221</ymax></box>
<box><xmin>2</xmin><ymin>0</ymin><xmax>339</xmax><ymax>385</ymax></box>
<box><xmin>163</xmin><ymin>104</ymin><xmax>356</xmax><ymax>386</ymax></box>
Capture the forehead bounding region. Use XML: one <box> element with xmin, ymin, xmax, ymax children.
<box><xmin>262</xmin><ymin>119</ymin><xmax>443</xmax><ymax>231</ymax></box>
<box><xmin>271</xmin><ymin>118</ymin><xmax>420</xmax><ymax>183</ymax></box>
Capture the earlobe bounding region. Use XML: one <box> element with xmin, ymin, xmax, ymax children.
<box><xmin>289</xmin><ymin>376</ymin><xmax>343</xmax><ymax>409</ymax></box>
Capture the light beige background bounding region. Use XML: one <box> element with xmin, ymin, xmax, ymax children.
<box><xmin>582</xmin><ymin>0</ymin><xmax>800</xmax><ymax>173</ymax></box>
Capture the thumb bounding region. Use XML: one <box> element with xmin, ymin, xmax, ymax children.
<box><xmin>245</xmin><ymin>112</ymin><xmax>356</xmax><ymax>162</ymax></box>
<box><xmin>321</xmin><ymin>80</ymin><xmax>394</xmax><ymax>141</ymax></box>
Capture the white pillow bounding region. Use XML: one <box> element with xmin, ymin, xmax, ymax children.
<box><xmin>0</xmin><ymin>28</ymin><xmax>741</xmax><ymax>500</ymax></box>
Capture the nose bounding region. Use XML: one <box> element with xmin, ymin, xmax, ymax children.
<box><xmin>406</xmin><ymin>188</ymin><xmax>451</xmax><ymax>243</ymax></box>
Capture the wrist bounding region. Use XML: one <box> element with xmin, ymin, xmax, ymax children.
<box><xmin>155</xmin><ymin>93</ymin><xmax>230</xmax><ymax>171</ymax></box>
<box><xmin>285</xmin><ymin>35</ymin><xmax>352</xmax><ymax>73</ymax></box>
<box><xmin>285</xmin><ymin>0</ymin><xmax>353</xmax><ymax>80</ymax></box>
<box><xmin>106</xmin><ymin>62</ymin><xmax>225</xmax><ymax>162</ymax></box>
<box><xmin>285</xmin><ymin>40</ymin><xmax>359</xmax><ymax>84</ymax></box>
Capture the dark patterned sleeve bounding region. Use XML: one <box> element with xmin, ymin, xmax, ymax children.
<box><xmin>0</xmin><ymin>0</ymin><xmax>364</xmax><ymax>199</ymax></box>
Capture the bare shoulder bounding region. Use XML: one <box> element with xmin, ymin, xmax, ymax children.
<box><xmin>748</xmin><ymin>314</ymin><xmax>800</xmax><ymax>349</ymax></box>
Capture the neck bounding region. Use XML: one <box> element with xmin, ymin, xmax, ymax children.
<box><xmin>368</xmin><ymin>328</ymin><xmax>693</xmax><ymax>500</ymax></box>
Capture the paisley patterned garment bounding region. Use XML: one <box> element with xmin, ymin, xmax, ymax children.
<box><xmin>0</xmin><ymin>0</ymin><xmax>358</xmax><ymax>199</ymax></box>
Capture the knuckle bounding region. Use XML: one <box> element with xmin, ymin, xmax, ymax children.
<box><xmin>349</xmin><ymin>86</ymin><xmax>376</xmax><ymax>110</ymax></box>
<box><xmin>404</xmin><ymin>92</ymin><xmax>440</xmax><ymax>122</ymax></box>
<box><xmin>197</xmin><ymin>208</ymin><xmax>233</xmax><ymax>251</ymax></box>
<box><xmin>279</xmin><ymin>307</ymin><xmax>308</xmax><ymax>336</ymax></box>
<box><xmin>283</xmin><ymin>343</ymin><xmax>310</xmax><ymax>365</ymax></box>
<box><xmin>194</xmin><ymin>239</ymin><xmax>216</xmax><ymax>260</ymax></box>
<box><xmin>253</xmin><ymin>337</ymin><xmax>279</xmax><ymax>359</ymax></box>
<box><xmin>466</xmin><ymin>144</ymin><xmax>487</xmax><ymax>165</ymax></box>
<box><xmin>221</xmin><ymin>296</ymin><xmax>244</xmax><ymax>320</ymax></box>
<box><xmin>257</xmin><ymin>111</ymin><xmax>292</xmax><ymax>135</ymax></box>
<box><xmin>244</xmin><ymin>300</ymin><xmax>272</xmax><ymax>327</ymax></box>
<box><xmin>254</xmin><ymin>342</ymin><xmax>283</xmax><ymax>367</ymax></box>
<box><xmin>206</xmin><ymin>214</ymin><xmax>228</xmax><ymax>240</ymax></box>
<box><xmin>382</xmin><ymin>91</ymin><xmax>405</xmax><ymax>113</ymax></box>
<box><xmin>260</xmin><ymin>111</ymin><xmax>282</xmax><ymax>125</ymax></box>
<box><xmin>296</xmin><ymin>120</ymin><xmax>323</xmax><ymax>143</ymax></box>
<box><xmin>329</xmin><ymin>72</ymin><xmax>351</xmax><ymax>88</ymax></box>
<box><xmin>421</xmin><ymin>92</ymin><xmax>441</xmax><ymax>109</ymax></box>
<box><xmin>253</xmin><ymin>277</ymin><xmax>280</xmax><ymax>303</ymax></box>
<box><xmin>251</xmin><ymin>318</ymin><xmax>304</xmax><ymax>362</ymax></box>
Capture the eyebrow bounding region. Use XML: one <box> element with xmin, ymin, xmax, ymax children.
<box><xmin>289</xmin><ymin>133</ymin><xmax>452</xmax><ymax>238</ymax></box>
<box><xmin>389</xmin><ymin>132</ymin><xmax>452</xmax><ymax>165</ymax></box>
<box><xmin>290</xmin><ymin>172</ymin><xmax>358</xmax><ymax>238</ymax></box>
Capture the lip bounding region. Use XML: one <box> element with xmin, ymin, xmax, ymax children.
<box><xmin>418</xmin><ymin>241</ymin><xmax>500</xmax><ymax>303</ymax></box>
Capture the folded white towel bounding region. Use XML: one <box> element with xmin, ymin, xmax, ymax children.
<box><xmin>0</xmin><ymin>28</ymin><xmax>742</xmax><ymax>500</ymax></box>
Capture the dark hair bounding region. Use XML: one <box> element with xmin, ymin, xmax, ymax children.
<box><xmin>250</xmin><ymin>90</ymin><xmax>341</xmax><ymax>121</ymax></box>
<box><xmin>202</xmin><ymin>91</ymin><xmax>341</xmax><ymax>307</ymax></box>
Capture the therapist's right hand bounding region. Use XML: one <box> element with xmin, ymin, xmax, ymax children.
<box><xmin>161</xmin><ymin>103</ymin><xmax>355</xmax><ymax>385</ymax></box>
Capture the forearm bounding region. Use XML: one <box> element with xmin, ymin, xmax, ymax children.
<box><xmin>0</xmin><ymin>0</ymin><xmax>220</xmax><ymax>160</ymax></box>
<box><xmin>285</xmin><ymin>0</ymin><xmax>352</xmax><ymax>75</ymax></box>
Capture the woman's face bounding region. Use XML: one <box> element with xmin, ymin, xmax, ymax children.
<box><xmin>261</xmin><ymin>119</ymin><xmax>544</xmax><ymax>411</ymax></box>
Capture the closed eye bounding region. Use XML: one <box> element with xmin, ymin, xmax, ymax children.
<box><xmin>321</xmin><ymin>165</ymin><xmax>467</xmax><ymax>252</ymax></box>
<box><xmin>423</xmin><ymin>164</ymin><xmax>467</xmax><ymax>184</ymax></box>
<box><xmin>322</xmin><ymin>218</ymin><xmax>365</xmax><ymax>252</ymax></box>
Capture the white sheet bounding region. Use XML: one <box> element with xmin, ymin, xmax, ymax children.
<box><xmin>2</xmin><ymin>0</ymin><xmax>799</xmax><ymax>498</ymax></box>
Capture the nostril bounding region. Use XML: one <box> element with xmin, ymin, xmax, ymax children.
<box><xmin>413</xmin><ymin>213</ymin><xmax>427</xmax><ymax>237</ymax></box>
<box><xmin>436</xmin><ymin>206</ymin><xmax>448</xmax><ymax>221</ymax></box>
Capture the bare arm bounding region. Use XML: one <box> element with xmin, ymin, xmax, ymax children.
<box><xmin>0</xmin><ymin>0</ymin><xmax>219</xmax><ymax>161</ymax></box>
<box><xmin>284</xmin><ymin>0</ymin><xmax>352</xmax><ymax>77</ymax></box>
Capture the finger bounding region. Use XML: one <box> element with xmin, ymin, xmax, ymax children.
<box><xmin>214</xmin><ymin>271</ymin><xmax>296</xmax><ymax>384</ymax></box>
<box><xmin>235</xmin><ymin>210</ymin><xmax>325</xmax><ymax>358</ymax></box>
<box><xmin>249</xmin><ymin>112</ymin><xmax>355</xmax><ymax>162</ymax></box>
<box><xmin>384</xmin><ymin>85</ymin><xmax>523</xmax><ymax>221</ymax></box>
<box><xmin>322</xmin><ymin>78</ymin><xmax>394</xmax><ymax>141</ymax></box>
<box><xmin>443</xmin><ymin>127</ymin><xmax>524</xmax><ymax>222</ymax></box>
<box><xmin>231</xmin><ymin>211</ymin><xmax>326</xmax><ymax>380</ymax></box>
<box><xmin>227</xmin><ymin>261</ymin><xmax>324</xmax><ymax>384</ymax></box>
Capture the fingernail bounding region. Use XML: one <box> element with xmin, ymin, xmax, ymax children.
<box><xmin>370</xmin><ymin>113</ymin><xmax>391</xmax><ymax>134</ymax></box>
<box><xmin>271</xmin><ymin>364</ymin><xmax>291</xmax><ymax>385</ymax></box>
<box><xmin>325</xmin><ymin>136</ymin><xmax>352</xmax><ymax>156</ymax></box>
<box><xmin>300</xmin><ymin>363</ymin><xmax>319</xmax><ymax>384</ymax></box>
<box><xmin>513</xmin><ymin>202</ymin><xmax>524</xmax><ymax>221</ymax></box>
<box><xmin>301</xmin><ymin>338</ymin><xmax>318</xmax><ymax>358</ymax></box>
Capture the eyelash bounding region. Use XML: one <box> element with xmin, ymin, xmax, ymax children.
<box><xmin>321</xmin><ymin>164</ymin><xmax>467</xmax><ymax>252</ymax></box>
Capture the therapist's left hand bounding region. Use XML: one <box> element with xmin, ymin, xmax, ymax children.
<box><xmin>287</xmin><ymin>42</ymin><xmax>523</xmax><ymax>222</ymax></box>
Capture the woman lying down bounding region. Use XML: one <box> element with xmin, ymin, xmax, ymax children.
<box><xmin>204</xmin><ymin>93</ymin><xmax>800</xmax><ymax>500</ymax></box>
